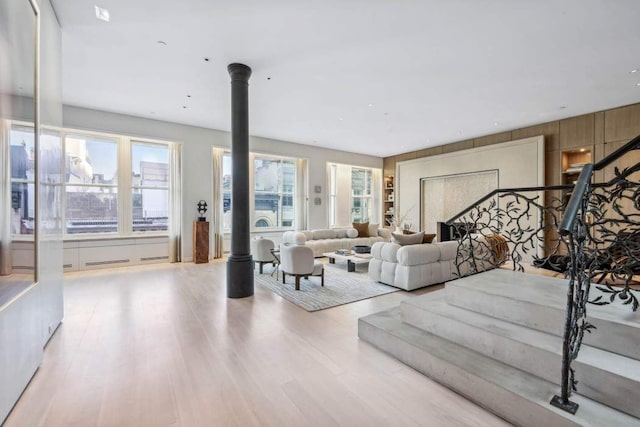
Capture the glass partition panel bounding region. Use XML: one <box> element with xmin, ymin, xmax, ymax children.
<box><xmin>0</xmin><ymin>0</ymin><xmax>37</xmax><ymax>297</ymax></box>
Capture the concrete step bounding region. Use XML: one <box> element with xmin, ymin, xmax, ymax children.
<box><xmin>401</xmin><ymin>291</ymin><xmax>640</xmax><ymax>419</ymax></box>
<box><xmin>358</xmin><ymin>307</ymin><xmax>639</xmax><ymax>427</ymax></box>
<box><xmin>445</xmin><ymin>269</ymin><xmax>640</xmax><ymax>360</ymax></box>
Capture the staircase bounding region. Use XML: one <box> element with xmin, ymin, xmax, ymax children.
<box><xmin>358</xmin><ymin>269</ymin><xmax>640</xmax><ymax>426</ymax></box>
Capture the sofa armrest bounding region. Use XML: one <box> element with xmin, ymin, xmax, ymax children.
<box><xmin>397</xmin><ymin>243</ymin><xmax>441</xmax><ymax>266</ymax></box>
<box><xmin>371</xmin><ymin>241</ymin><xmax>401</xmax><ymax>263</ymax></box>
<box><xmin>377</xmin><ymin>228</ymin><xmax>391</xmax><ymax>241</ymax></box>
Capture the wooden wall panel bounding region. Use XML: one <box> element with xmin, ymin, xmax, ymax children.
<box><xmin>511</xmin><ymin>121</ymin><xmax>560</xmax><ymax>151</ymax></box>
<box><xmin>395</xmin><ymin>151</ymin><xmax>418</xmax><ymax>163</ymax></box>
<box><xmin>415</xmin><ymin>146</ymin><xmax>443</xmax><ymax>158</ymax></box>
<box><xmin>383</xmin><ymin>156</ymin><xmax>396</xmax><ymax>176</ymax></box>
<box><xmin>442</xmin><ymin>139</ymin><xmax>473</xmax><ymax>153</ymax></box>
<box><xmin>559</xmin><ymin>114</ymin><xmax>595</xmax><ymax>150</ymax></box>
<box><xmin>545</xmin><ymin>150</ymin><xmax>562</xmax><ymax>186</ymax></box>
<box><xmin>383</xmin><ymin>102</ymin><xmax>640</xmax><ymax>189</ymax></box>
<box><xmin>604</xmin><ymin>104</ymin><xmax>640</xmax><ymax>143</ymax></box>
<box><xmin>473</xmin><ymin>131</ymin><xmax>512</xmax><ymax>148</ymax></box>
<box><xmin>593</xmin><ymin>112</ymin><xmax>605</xmax><ymax>183</ymax></box>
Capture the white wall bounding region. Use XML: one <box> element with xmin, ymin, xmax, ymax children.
<box><xmin>62</xmin><ymin>106</ymin><xmax>382</xmax><ymax>260</ymax></box>
<box><xmin>396</xmin><ymin>136</ymin><xmax>545</xmax><ymax>233</ymax></box>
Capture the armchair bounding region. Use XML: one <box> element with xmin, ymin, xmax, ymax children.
<box><xmin>251</xmin><ymin>238</ymin><xmax>275</xmax><ymax>274</ymax></box>
<box><xmin>280</xmin><ymin>244</ymin><xmax>324</xmax><ymax>290</ymax></box>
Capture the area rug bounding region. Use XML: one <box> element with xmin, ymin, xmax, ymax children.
<box><xmin>255</xmin><ymin>263</ymin><xmax>400</xmax><ymax>312</ymax></box>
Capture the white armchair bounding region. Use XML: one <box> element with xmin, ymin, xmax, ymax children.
<box><xmin>251</xmin><ymin>238</ymin><xmax>275</xmax><ymax>274</ymax></box>
<box><xmin>280</xmin><ymin>244</ymin><xmax>324</xmax><ymax>290</ymax></box>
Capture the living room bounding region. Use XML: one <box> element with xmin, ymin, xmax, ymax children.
<box><xmin>2</xmin><ymin>1</ymin><xmax>640</xmax><ymax>425</ymax></box>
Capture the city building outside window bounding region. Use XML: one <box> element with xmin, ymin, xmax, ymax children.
<box><xmin>351</xmin><ymin>167</ymin><xmax>372</xmax><ymax>223</ymax></box>
<box><xmin>222</xmin><ymin>153</ymin><xmax>298</xmax><ymax>231</ymax></box>
<box><xmin>9</xmin><ymin>125</ymin><xmax>35</xmax><ymax>236</ymax></box>
<box><xmin>64</xmin><ymin>134</ymin><xmax>119</xmax><ymax>234</ymax></box>
<box><xmin>9</xmin><ymin>123</ymin><xmax>176</xmax><ymax>239</ymax></box>
<box><xmin>253</xmin><ymin>156</ymin><xmax>295</xmax><ymax>229</ymax></box>
<box><xmin>131</xmin><ymin>142</ymin><xmax>169</xmax><ymax>232</ymax></box>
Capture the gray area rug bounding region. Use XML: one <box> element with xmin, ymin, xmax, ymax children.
<box><xmin>255</xmin><ymin>263</ymin><xmax>400</xmax><ymax>312</ymax></box>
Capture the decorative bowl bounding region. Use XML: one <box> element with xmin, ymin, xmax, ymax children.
<box><xmin>352</xmin><ymin>245</ymin><xmax>371</xmax><ymax>254</ymax></box>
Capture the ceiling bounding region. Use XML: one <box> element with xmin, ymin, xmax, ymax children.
<box><xmin>51</xmin><ymin>0</ymin><xmax>640</xmax><ymax>157</ymax></box>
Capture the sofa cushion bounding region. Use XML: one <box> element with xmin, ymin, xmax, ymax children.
<box><xmin>292</xmin><ymin>232</ymin><xmax>306</xmax><ymax>245</ymax></box>
<box><xmin>368</xmin><ymin>223</ymin><xmax>379</xmax><ymax>238</ymax></box>
<box><xmin>397</xmin><ymin>243</ymin><xmax>441</xmax><ymax>266</ymax></box>
<box><xmin>352</xmin><ymin>222</ymin><xmax>369</xmax><ymax>237</ymax></box>
<box><xmin>371</xmin><ymin>241</ymin><xmax>400</xmax><ymax>262</ymax></box>
<box><xmin>302</xmin><ymin>230</ymin><xmax>314</xmax><ymax>241</ymax></box>
<box><xmin>334</xmin><ymin>228</ymin><xmax>349</xmax><ymax>238</ymax></box>
<box><xmin>346</xmin><ymin>227</ymin><xmax>358</xmax><ymax>238</ymax></box>
<box><xmin>311</xmin><ymin>229</ymin><xmax>337</xmax><ymax>240</ymax></box>
<box><xmin>392</xmin><ymin>231</ymin><xmax>424</xmax><ymax>246</ymax></box>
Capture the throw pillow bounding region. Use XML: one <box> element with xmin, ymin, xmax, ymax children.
<box><xmin>352</xmin><ymin>222</ymin><xmax>369</xmax><ymax>237</ymax></box>
<box><xmin>368</xmin><ymin>223</ymin><xmax>379</xmax><ymax>238</ymax></box>
<box><xmin>346</xmin><ymin>228</ymin><xmax>358</xmax><ymax>238</ymax></box>
<box><xmin>392</xmin><ymin>231</ymin><xmax>424</xmax><ymax>246</ymax></box>
<box><xmin>423</xmin><ymin>233</ymin><xmax>436</xmax><ymax>244</ymax></box>
<box><xmin>402</xmin><ymin>229</ymin><xmax>436</xmax><ymax>244</ymax></box>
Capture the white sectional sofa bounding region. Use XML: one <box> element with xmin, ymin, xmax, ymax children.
<box><xmin>283</xmin><ymin>227</ymin><xmax>391</xmax><ymax>257</ymax></box>
<box><xmin>368</xmin><ymin>239</ymin><xmax>497</xmax><ymax>291</ymax></box>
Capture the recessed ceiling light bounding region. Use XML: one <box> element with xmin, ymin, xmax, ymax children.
<box><xmin>559</xmin><ymin>106</ymin><xmax>567</xmax><ymax>109</ymax></box>
<box><xmin>157</xmin><ymin>40</ymin><xmax>167</xmax><ymax>46</ymax></box>
<box><xmin>631</xmin><ymin>69</ymin><xmax>638</xmax><ymax>73</ymax></box>
<box><xmin>204</xmin><ymin>58</ymin><xmax>210</xmax><ymax>62</ymax></box>
<box><xmin>94</xmin><ymin>5</ymin><xmax>110</xmax><ymax>22</ymax></box>
<box><xmin>267</xmin><ymin>77</ymin><xmax>271</xmax><ymax>80</ymax></box>
<box><xmin>494</xmin><ymin>122</ymin><xmax>499</xmax><ymax>126</ymax></box>
<box><xmin>368</xmin><ymin>103</ymin><xmax>374</xmax><ymax>107</ymax></box>
<box><xmin>182</xmin><ymin>106</ymin><xmax>187</xmax><ymax>109</ymax></box>
<box><xmin>580</xmin><ymin>148</ymin><xmax>585</xmax><ymax>152</ymax></box>
<box><xmin>636</xmin><ymin>83</ymin><xmax>640</xmax><ymax>86</ymax></box>
<box><xmin>338</xmin><ymin>117</ymin><xmax>344</xmax><ymax>121</ymax></box>
<box><xmin>187</xmin><ymin>94</ymin><xmax>191</xmax><ymax>98</ymax></box>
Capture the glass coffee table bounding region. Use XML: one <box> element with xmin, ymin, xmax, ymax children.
<box><xmin>322</xmin><ymin>251</ymin><xmax>373</xmax><ymax>272</ymax></box>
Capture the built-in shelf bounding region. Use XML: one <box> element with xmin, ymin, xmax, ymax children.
<box><xmin>384</xmin><ymin>175</ymin><xmax>395</xmax><ymax>228</ymax></box>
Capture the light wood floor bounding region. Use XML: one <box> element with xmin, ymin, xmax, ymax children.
<box><xmin>5</xmin><ymin>260</ymin><xmax>510</xmax><ymax>427</ymax></box>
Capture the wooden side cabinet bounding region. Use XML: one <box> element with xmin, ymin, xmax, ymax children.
<box><xmin>193</xmin><ymin>221</ymin><xmax>210</xmax><ymax>264</ymax></box>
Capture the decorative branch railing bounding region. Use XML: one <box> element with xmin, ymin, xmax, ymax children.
<box><xmin>443</xmin><ymin>133</ymin><xmax>640</xmax><ymax>415</ymax></box>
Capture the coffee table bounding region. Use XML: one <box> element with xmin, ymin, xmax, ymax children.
<box><xmin>322</xmin><ymin>251</ymin><xmax>372</xmax><ymax>272</ymax></box>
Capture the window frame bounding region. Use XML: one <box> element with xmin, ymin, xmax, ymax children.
<box><xmin>252</xmin><ymin>154</ymin><xmax>296</xmax><ymax>231</ymax></box>
<box><xmin>222</xmin><ymin>152</ymin><xmax>299</xmax><ymax>233</ymax></box>
<box><xmin>130</xmin><ymin>140</ymin><xmax>170</xmax><ymax>234</ymax></box>
<box><xmin>351</xmin><ymin>167</ymin><xmax>373</xmax><ymax>223</ymax></box>
<box><xmin>9</xmin><ymin>122</ymin><xmax>176</xmax><ymax>240</ymax></box>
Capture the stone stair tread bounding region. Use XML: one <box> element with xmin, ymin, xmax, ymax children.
<box><xmin>448</xmin><ymin>269</ymin><xmax>640</xmax><ymax>327</ymax></box>
<box><xmin>401</xmin><ymin>290</ymin><xmax>640</xmax><ymax>382</ymax></box>
<box><xmin>359</xmin><ymin>307</ymin><xmax>639</xmax><ymax>426</ymax></box>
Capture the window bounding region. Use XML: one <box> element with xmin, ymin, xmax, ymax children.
<box><xmin>64</xmin><ymin>134</ymin><xmax>118</xmax><ymax>234</ymax></box>
<box><xmin>328</xmin><ymin>163</ymin><xmax>378</xmax><ymax>227</ymax></box>
<box><xmin>254</xmin><ymin>156</ymin><xmax>296</xmax><ymax>229</ymax></box>
<box><xmin>222</xmin><ymin>153</ymin><xmax>298</xmax><ymax>231</ymax></box>
<box><xmin>222</xmin><ymin>153</ymin><xmax>232</xmax><ymax>230</ymax></box>
<box><xmin>329</xmin><ymin>164</ymin><xmax>337</xmax><ymax>226</ymax></box>
<box><xmin>131</xmin><ymin>142</ymin><xmax>169</xmax><ymax>232</ymax></box>
<box><xmin>9</xmin><ymin>126</ymin><xmax>35</xmax><ymax>235</ymax></box>
<box><xmin>351</xmin><ymin>168</ymin><xmax>372</xmax><ymax>223</ymax></box>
